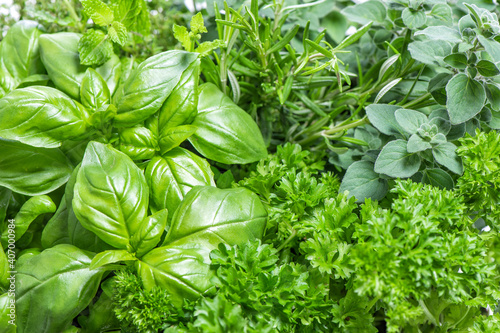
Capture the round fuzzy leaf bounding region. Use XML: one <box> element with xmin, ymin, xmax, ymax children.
<box><xmin>402</xmin><ymin>8</ymin><xmax>427</xmax><ymax>29</ymax></box>
<box><xmin>432</xmin><ymin>142</ymin><xmax>463</xmax><ymax>175</ymax></box>
<box><xmin>73</xmin><ymin>142</ymin><xmax>149</xmax><ymax>249</ymax></box>
<box><xmin>341</xmin><ymin>1</ymin><xmax>387</xmax><ymax>25</ymax></box>
<box><xmin>365</xmin><ymin>104</ymin><xmax>407</xmax><ymax>137</ymax></box>
<box><xmin>374</xmin><ymin>140</ymin><xmax>421</xmax><ymax>178</ymax></box>
<box><xmin>485</xmin><ymin>82</ymin><xmax>500</xmax><ymax>111</ymax></box>
<box><xmin>145</xmin><ymin>148</ymin><xmax>215</xmax><ymax>216</ymax></box>
<box><xmin>0</xmin><ymin>86</ymin><xmax>89</xmax><ymax>148</ymax></box>
<box><xmin>422</xmin><ymin>168</ymin><xmax>454</xmax><ymax>189</ymax></box>
<box><xmin>407</xmin><ymin>134</ymin><xmax>432</xmax><ymax>153</ymax></box>
<box><xmin>395</xmin><ymin>109</ymin><xmax>428</xmax><ymax>135</ymax></box>
<box><xmin>476</xmin><ymin>60</ymin><xmax>500</xmax><ymax>77</ymax></box>
<box><xmin>446</xmin><ymin>74</ymin><xmax>486</xmax><ymax>124</ymax></box>
<box><xmin>16</xmin><ymin>245</ymin><xmax>104</xmax><ymax>333</ymax></box>
<box><xmin>339</xmin><ymin>161</ymin><xmax>388</xmax><ymax>202</ymax></box>
<box><xmin>0</xmin><ymin>139</ymin><xmax>74</xmax><ymax>196</ymax></box>
<box><xmin>188</xmin><ymin>83</ymin><xmax>267</xmax><ymax>164</ymax></box>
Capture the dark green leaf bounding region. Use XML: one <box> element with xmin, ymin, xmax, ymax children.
<box><xmin>485</xmin><ymin>82</ymin><xmax>500</xmax><ymax>111</ymax></box>
<box><xmin>421</xmin><ymin>168</ymin><xmax>454</xmax><ymax>189</ymax></box>
<box><xmin>443</xmin><ymin>53</ymin><xmax>468</xmax><ymax>69</ymax></box>
<box><xmin>339</xmin><ymin>160</ymin><xmax>388</xmax><ymax>202</ymax></box>
<box><xmin>476</xmin><ymin>60</ymin><xmax>500</xmax><ymax>77</ymax></box>
<box><xmin>374</xmin><ymin>140</ymin><xmax>421</xmax><ymax>178</ymax></box>
<box><xmin>446</xmin><ymin>73</ymin><xmax>486</xmax><ymax>124</ymax></box>
<box><xmin>41</xmin><ymin>197</ymin><xmax>70</xmax><ymax>248</ymax></box>
<box><xmin>365</xmin><ymin>104</ymin><xmax>407</xmax><ymax>137</ymax></box>
<box><xmin>432</xmin><ymin>142</ymin><xmax>463</xmax><ymax>174</ymax></box>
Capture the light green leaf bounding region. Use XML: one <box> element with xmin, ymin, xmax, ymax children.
<box><xmin>374</xmin><ymin>140</ymin><xmax>421</xmax><ymax>178</ymax></box>
<box><xmin>395</xmin><ymin>108</ymin><xmax>428</xmax><ymax>135</ymax></box>
<box><xmin>16</xmin><ymin>245</ymin><xmax>104</xmax><ymax>333</ymax></box>
<box><xmin>0</xmin><ymin>293</ymin><xmax>16</xmax><ymax>333</ymax></box>
<box><xmin>110</xmin><ymin>0</ymin><xmax>150</xmax><ymax>35</ymax></box>
<box><xmin>0</xmin><ymin>139</ymin><xmax>73</xmax><ymax>196</ymax></box>
<box><xmin>365</xmin><ymin>104</ymin><xmax>407</xmax><ymax>137</ymax></box>
<box><xmin>477</xmin><ymin>35</ymin><xmax>500</xmax><ymax>63</ymax></box>
<box><xmin>81</xmin><ymin>68</ymin><xmax>110</xmax><ymax>110</ymax></box>
<box><xmin>432</xmin><ymin>142</ymin><xmax>463</xmax><ymax>174</ymax></box>
<box><xmin>0</xmin><ymin>247</ymin><xmax>9</xmax><ymax>289</ymax></box>
<box><xmin>89</xmin><ymin>249</ymin><xmax>136</xmax><ymax>270</ymax></box>
<box><xmin>39</xmin><ymin>33</ymin><xmax>87</xmax><ymax>100</ymax></box>
<box><xmin>73</xmin><ymin>142</ymin><xmax>149</xmax><ymax>250</ymax></box>
<box><xmin>408</xmin><ymin>40</ymin><xmax>451</xmax><ymax>66</ymax></box>
<box><xmin>81</xmin><ymin>0</ymin><xmax>114</xmax><ymax>26</ymax></box>
<box><xmin>446</xmin><ymin>73</ymin><xmax>486</xmax><ymax>124</ymax></box>
<box><xmin>402</xmin><ymin>8</ymin><xmax>427</xmax><ymax>29</ymax></box>
<box><xmin>173</xmin><ymin>25</ymin><xmax>191</xmax><ymax>51</ymax></box>
<box><xmin>145</xmin><ymin>148</ymin><xmax>215</xmax><ymax>216</ymax></box>
<box><xmin>113</xmin><ymin>51</ymin><xmax>199</xmax><ymax>127</ymax></box>
<box><xmin>429</xmin><ymin>117</ymin><xmax>451</xmax><ymax>135</ymax></box>
<box><xmin>159</xmin><ymin>125</ymin><xmax>197</xmax><ymax>155</ymax></box>
<box><xmin>414</xmin><ymin>26</ymin><xmax>461</xmax><ymax>43</ymax></box>
<box><xmin>430</xmin><ymin>4</ymin><xmax>453</xmax><ymax>23</ymax></box>
<box><xmin>117</xmin><ymin>126</ymin><xmax>158</xmax><ymax>160</ymax></box>
<box><xmin>190</xmin><ymin>12</ymin><xmax>207</xmax><ymax>34</ymax></box>
<box><xmin>407</xmin><ymin>134</ymin><xmax>432</xmax><ymax>153</ymax></box>
<box><xmin>78</xmin><ymin>29</ymin><xmax>114</xmax><ymax>66</ymax></box>
<box><xmin>421</xmin><ymin>168</ymin><xmax>454</xmax><ymax>189</ymax></box>
<box><xmin>41</xmin><ymin>197</ymin><xmax>70</xmax><ymax>248</ymax></box>
<box><xmin>341</xmin><ymin>0</ymin><xmax>387</xmax><ymax>25</ymax></box>
<box><xmin>108</xmin><ymin>21</ymin><xmax>128</xmax><ymax>46</ymax></box>
<box><xmin>476</xmin><ymin>60</ymin><xmax>500</xmax><ymax>77</ymax></box>
<box><xmin>188</xmin><ymin>83</ymin><xmax>267</xmax><ymax>164</ymax></box>
<box><xmin>131</xmin><ymin>209</ymin><xmax>168</xmax><ymax>257</ymax></box>
<box><xmin>95</xmin><ymin>54</ymin><xmax>121</xmax><ymax>95</ymax></box>
<box><xmin>0</xmin><ymin>86</ymin><xmax>89</xmax><ymax>148</ymax></box>
<box><xmin>339</xmin><ymin>160</ymin><xmax>388</xmax><ymax>202</ymax></box>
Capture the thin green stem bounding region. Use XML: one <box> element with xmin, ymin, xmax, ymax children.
<box><xmin>63</xmin><ymin>0</ymin><xmax>83</xmax><ymax>32</ymax></box>
<box><xmin>402</xmin><ymin>92</ymin><xmax>432</xmax><ymax>109</ymax></box>
<box><xmin>297</xmin><ymin>116</ymin><xmax>369</xmax><ymax>147</ymax></box>
<box><xmin>276</xmin><ymin>228</ymin><xmax>297</xmax><ymax>253</ymax></box>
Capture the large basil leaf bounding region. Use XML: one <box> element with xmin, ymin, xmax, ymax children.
<box><xmin>95</xmin><ymin>54</ymin><xmax>121</xmax><ymax>96</ymax></box>
<box><xmin>117</xmin><ymin>126</ymin><xmax>158</xmax><ymax>160</ymax></box>
<box><xmin>163</xmin><ymin>186</ymin><xmax>267</xmax><ymax>248</ymax></box>
<box><xmin>0</xmin><ymin>139</ymin><xmax>74</xmax><ymax>196</ymax></box>
<box><xmin>41</xmin><ymin>196</ymin><xmax>70</xmax><ymax>248</ymax></box>
<box><xmin>73</xmin><ymin>142</ymin><xmax>149</xmax><ymax>249</ymax></box>
<box><xmin>0</xmin><ymin>246</ymin><xmax>8</xmax><ymax>289</ymax></box>
<box><xmin>188</xmin><ymin>83</ymin><xmax>267</xmax><ymax>164</ymax></box>
<box><xmin>16</xmin><ymin>244</ymin><xmax>104</xmax><ymax>333</ymax></box>
<box><xmin>0</xmin><ymin>86</ymin><xmax>89</xmax><ymax>148</ymax></box>
<box><xmin>130</xmin><ymin>209</ymin><xmax>168</xmax><ymax>257</ymax></box>
<box><xmin>113</xmin><ymin>50</ymin><xmax>199</xmax><ymax>127</ymax></box>
<box><xmin>80</xmin><ymin>68</ymin><xmax>110</xmax><ymax>110</ymax></box>
<box><xmin>0</xmin><ymin>20</ymin><xmax>44</xmax><ymax>97</ymax></box>
<box><xmin>0</xmin><ymin>293</ymin><xmax>16</xmax><ymax>333</ymax></box>
<box><xmin>145</xmin><ymin>147</ymin><xmax>215</xmax><ymax>215</ymax></box>
<box><xmin>39</xmin><ymin>32</ymin><xmax>87</xmax><ymax>100</ymax></box>
<box><xmin>138</xmin><ymin>243</ymin><xmax>214</xmax><ymax>306</ymax></box>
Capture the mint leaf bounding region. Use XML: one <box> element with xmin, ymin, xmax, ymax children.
<box><xmin>446</xmin><ymin>74</ymin><xmax>486</xmax><ymax>124</ymax></box>
<box><xmin>108</xmin><ymin>21</ymin><xmax>128</xmax><ymax>46</ymax></box>
<box><xmin>110</xmin><ymin>0</ymin><xmax>150</xmax><ymax>35</ymax></box>
<box><xmin>374</xmin><ymin>140</ymin><xmax>421</xmax><ymax>178</ymax></box>
<box><xmin>78</xmin><ymin>29</ymin><xmax>113</xmax><ymax>66</ymax></box>
<box><xmin>81</xmin><ymin>0</ymin><xmax>114</xmax><ymax>26</ymax></box>
<box><xmin>190</xmin><ymin>12</ymin><xmax>207</xmax><ymax>35</ymax></box>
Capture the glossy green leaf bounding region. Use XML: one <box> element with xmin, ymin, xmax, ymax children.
<box><xmin>339</xmin><ymin>160</ymin><xmax>388</xmax><ymax>202</ymax></box>
<box><xmin>78</xmin><ymin>29</ymin><xmax>114</xmax><ymax>66</ymax></box>
<box><xmin>446</xmin><ymin>74</ymin><xmax>486</xmax><ymax>124</ymax></box>
<box><xmin>108</xmin><ymin>21</ymin><xmax>128</xmax><ymax>45</ymax></box>
<box><xmin>138</xmin><ymin>243</ymin><xmax>214</xmax><ymax>306</ymax></box>
<box><xmin>117</xmin><ymin>126</ymin><xmax>158</xmax><ymax>160</ymax></box>
<box><xmin>77</xmin><ymin>292</ymin><xmax>119</xmax><ymax>333</ymax></box>
<box><xmin>402</xmin><ymin>8</ymin><xmax>426</xmax><ymax>29</ymax></box>
<box><xmin>145</xmin><ymin>148</ymin><xmax>215</xmax><ymax>215</ymax></box>
<box><xmin>113</xmin><ymin>50</ymin><xmax>199</xmax><ymax>127</ymax></box>
<box><xmin>407</xmin><ymin>134</ymin><xmax>432</xmax><ymax>153</ymax></box>
<box><xmin>421</xmin><ymin>168</ymin><xmax>454</xmax><ymax>189</ymax></box>
<box><xmin>73</xmin><ymin>142</ymin><xmax>149</xmax><ymax>250</ymax></box>
<box><xmin>16</xmin><ymin>244</ymin><xmax>104</xmax><ymax>333</ymax></box>
<box><xmin>374</xmin><ymin>140</ymin><xmax>421</xmax><ymax>178</ymax></box>
<box><xmin>0</xmin><ymin>293</ymin><xmax>16</xmax><ymax>333</ymax></box>
<box><xmin>0</xmin><ymin>247</ymin><xmax>9</xmax><ymax>289</ymax></box>
<box><xmin>95</xmin><ymin>54</ymin><xmax>121</xmax><ymax>95</ymax></box>
<box><xmin>0</xmin><ymin>20</ymin><xmax>44</xmax><ymax>97</ymax></box>
<box><xmin>89</xmin><ymin>104</ymin><xmax>117</xmax><ymax>130</ymax></box>
<box><xmin>159</xmin><ymin>125</ymin><xmax>197</xmax><ymax>155</ymax></box>
<box><xmin>341</xmin><ymin>0</ymin><xmax>387</xmax><ymax>25</ymax></box>
<box><xmin>188</xmin><ymin>83</ymin><xmax>267</xmax><ymax>164</ymax></box>
<box><xmin>476</xmin><ymin>60</ymin><xmax>500</xmax><ymax>77</ymax></box>
<box><xmin>41</xmin><ymin>197</ymin><xmax>70</xmax><ymax>248</ymax></box>
<box><xmin>110</xmin><ymin>0</ymin><xmax>150</xmax><ymax>35</ymax></box>
<box><xmin>395</xmin><ymin>109</ymin><xmax>428</xmax><ymax>135</ymax></box>
<box><xmin>163</xmin><ymin>186</ymin><xmax>267</xmax><ymax>248</ymax></box>
<box><xmin>432</xmin><ymin>142</ymin><xmax>463</xmax><ymax>175</ymax></box>
<box><xmin>365</xmin><ymin>104</ymin><xmax>406</xmax><ymax>137</ymax></box>
<box><xmin>0</xmin><ymin>86</ymin><xmax>89</xmax><ymax>148</ymax></box>
<box><xmin>0</xmin><ymin>139</ymin><xmax>74</xmax><ymax>196</ymax></box>
<box><xmin>0</xmin><ymin>196</ymin><xmax>55</xmax><ymax>246</ymax></box>
<box><xmin>81</xmin><ymin>68</ymin><xmax>110</xmax><ymax>110</ymax></box>
<box><xmin>131</xmin><ymin>209</ymin><xmax>168</xmax><ymax>257</ymax></box>
<box><xmin>89</xmin><ymin>249</ymin><xmax>136</xmax><ymax>270</ymax></box>
<box><xmin>39</xmin><ymin>33</ymin><xmax>87</xmax><ymax>100</ymax></box>
<box><xmin>81</xmin><ymin>0</ymin><xmax>114</xmax><ymax>26</ymax></box>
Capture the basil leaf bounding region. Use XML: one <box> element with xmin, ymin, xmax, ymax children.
<box><xmin>117</xmin><ymin>126</ymin><xmax>158</xmax><ymax>160</ymax></box>
<box><xmin>446</xmin><ymin>74</ymin><xmax>486</xmax><ymax>124</ymax></box>
<box><xmin>131</xmin><ymin>209</ymin><xmax>168</xmax><ymax>257</ymax></box>
<box><xmin>73</xmin><ymin>142</ymin><xmax>149</xmax><ymax>250</ymax></box>
<box><xmin>89</xmin><ymin>249</ymin><xmax>136</xmax><ymax>270</ymax></box>
<box><xmin>0</xmin><ymin>247</ymin><xmax>8</xmax><ymax>289</ymax></box>
<box><xmin>189</xmin><ymin>83</ymin><xmax>267</xmax><ymax>164</ymax></box>
<box><xmin>0</xmin><ymin>139</ymin><xmax>74</xmax><ymax>196</ymax></box>
<box><xmin>41</xmin><ymin>196</ymin><xmax>70</xmax><ymax>248</ymax></box>
<box><xmin>158</xmin><ymin>125</ymin><xmax>197</xmax><ymax>155</ymax></box>
<box><xmin>0</xmin><ymin>294</ymin><xmax>16</xmax><ymax>333</ymax></box>
<box><xmin>16</xmin><ymin>244</ymin><xmax>104</xmax><ymax>333</ymax></box>
<box><xmin>163</xmin><ymin>186</ymin><xmax>267</xmax><ymax>248</ymax></box>
<box><xmin>0</xmin><ymin>86</ymin><xmax>90</xmax><ymax>148</ymax></box>
<box><xmin>95</xmin><ymin>54</ymin><xmax>121</xmax><ymax>96</ymax></box>
<box><xmin>374</xmin><ymin>140</ymin><xmax>421</xmax><ymax>178</ymax></box>
<box><xmin>145</xmin><ymin>148</ymin><xmax>215</xmax><ymax>215</ymax></box>
<box><xmin>39</xmin><ymin>32</ymin><xmax>87</xmax><ymax>100</ymax></box>
<box><xmin>0</xmin><ymin>20</ymin><xmax>44</xmax><ymax>97</ymax></box>
<box><xmin>113</xmin><ymin>50</ymin><xmax>199</xmax><ymax>127</ymax></box>
<box><xmin>81</xmin><ymin>68</ymin><xmax>111</xmax><ymax>110</ymax></box>
<box><xmin>339</xmin><ymin>160</ymin><xmax>388</xmax><ymax>202</ymax></box>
